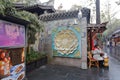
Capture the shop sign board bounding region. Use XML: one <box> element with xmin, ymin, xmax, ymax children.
<box><xmin>0</xmin><ymin>20</ymin><xmax>26</xmax><ymax>80</ymax></box>
<box><xmin>0</xmin><ymin>20</ymin><xmax>25</xmax><ymax>47</ymax></box>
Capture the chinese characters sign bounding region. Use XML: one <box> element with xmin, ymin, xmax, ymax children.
<box><xmin>0</xmin><ymin>20</ymin><xmax>25</xmax><ymax>47</ymax></box>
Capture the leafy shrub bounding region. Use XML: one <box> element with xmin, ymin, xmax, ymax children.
<box><xmin>26</xmin><ymin>48</ymin><xmax>46</xmax><ymax>63</ymax></box>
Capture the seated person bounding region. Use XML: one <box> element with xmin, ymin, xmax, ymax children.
<box><xmin>92</xmin><ymin>45</ymin><xmax>108</xmax><ymax>61</ymax></box>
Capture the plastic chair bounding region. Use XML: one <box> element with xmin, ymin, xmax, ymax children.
<box><xmin>88</xmin><ymin>52</ymin><xmax>99</xmax><ymax>68</ymax></box>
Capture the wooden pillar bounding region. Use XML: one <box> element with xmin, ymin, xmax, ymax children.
<box><xmin>90</xmin><ymin>28</ymin><xmax>92</xmax><ymax>50</ymax></box>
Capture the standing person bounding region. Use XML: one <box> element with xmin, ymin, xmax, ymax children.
<box><xmin>112</xmin><ymin>39</ymin><xmax>115</xmax><ymax>47</ymax></box>
<box><xmin>107</xmin><ymin>40</ymin><xmax>110</xmax><ymax>47</ymax></box>
<box><xmin>110</xmin><ymin>40</ymin><xmax>112</xmax><ymax>47</ymax></box>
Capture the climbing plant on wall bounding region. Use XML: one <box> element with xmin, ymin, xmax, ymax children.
<box><xmin>0</xmin><ymin>0</ymin><xmax>16</xmax><ymax>15</ymax></box>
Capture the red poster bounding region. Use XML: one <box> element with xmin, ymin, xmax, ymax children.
<box><xmin>0</xmin><ymin>48</ymin><xmax>25</xmax><ymax>80</ymax></box>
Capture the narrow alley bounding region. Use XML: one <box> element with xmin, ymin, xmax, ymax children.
<box><xmin>27</xmin><ymin>47</ymin><xmax>120</xmax><ymax>80</ymax></box>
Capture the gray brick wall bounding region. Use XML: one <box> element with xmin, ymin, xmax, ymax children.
<box><xmin>43</xmin><ymin>17</ymin><xmax>87</xmax><ymax>69</ymax></box>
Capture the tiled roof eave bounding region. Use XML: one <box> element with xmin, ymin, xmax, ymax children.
<box><xmin>39</xmin><ymin>10</ymin><xmax>79</xmax><ymax>21</ymax></box>
<box><xmin>87</xmin><ymin>22</ymin><xmax>108</xmax><ymax>28</ymax></box>
<box><xmin>19</xmin><ymin>4</ymin><xmax>54</xmax><ymax>11</ymax></box>
<box><xmin>39</xmin><ymin>7</ymin><xmax>90</xmax><ymax>23</ymax></box>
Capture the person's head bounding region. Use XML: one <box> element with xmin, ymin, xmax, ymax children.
<box><xmin>94</xmin><ymin>45</ymin><xmax>99</xmax><ymax>48</ymax></box>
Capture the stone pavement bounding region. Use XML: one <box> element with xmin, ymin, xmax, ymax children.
<box><xmin>27</xmin><ymin>64</ymin><xmax>110</xmax><ymax>80</ymax></box>
<box><xmin>27</xmin><ymin>47</ymin><xmax>120</xmax><ymax>80</ymax></box>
